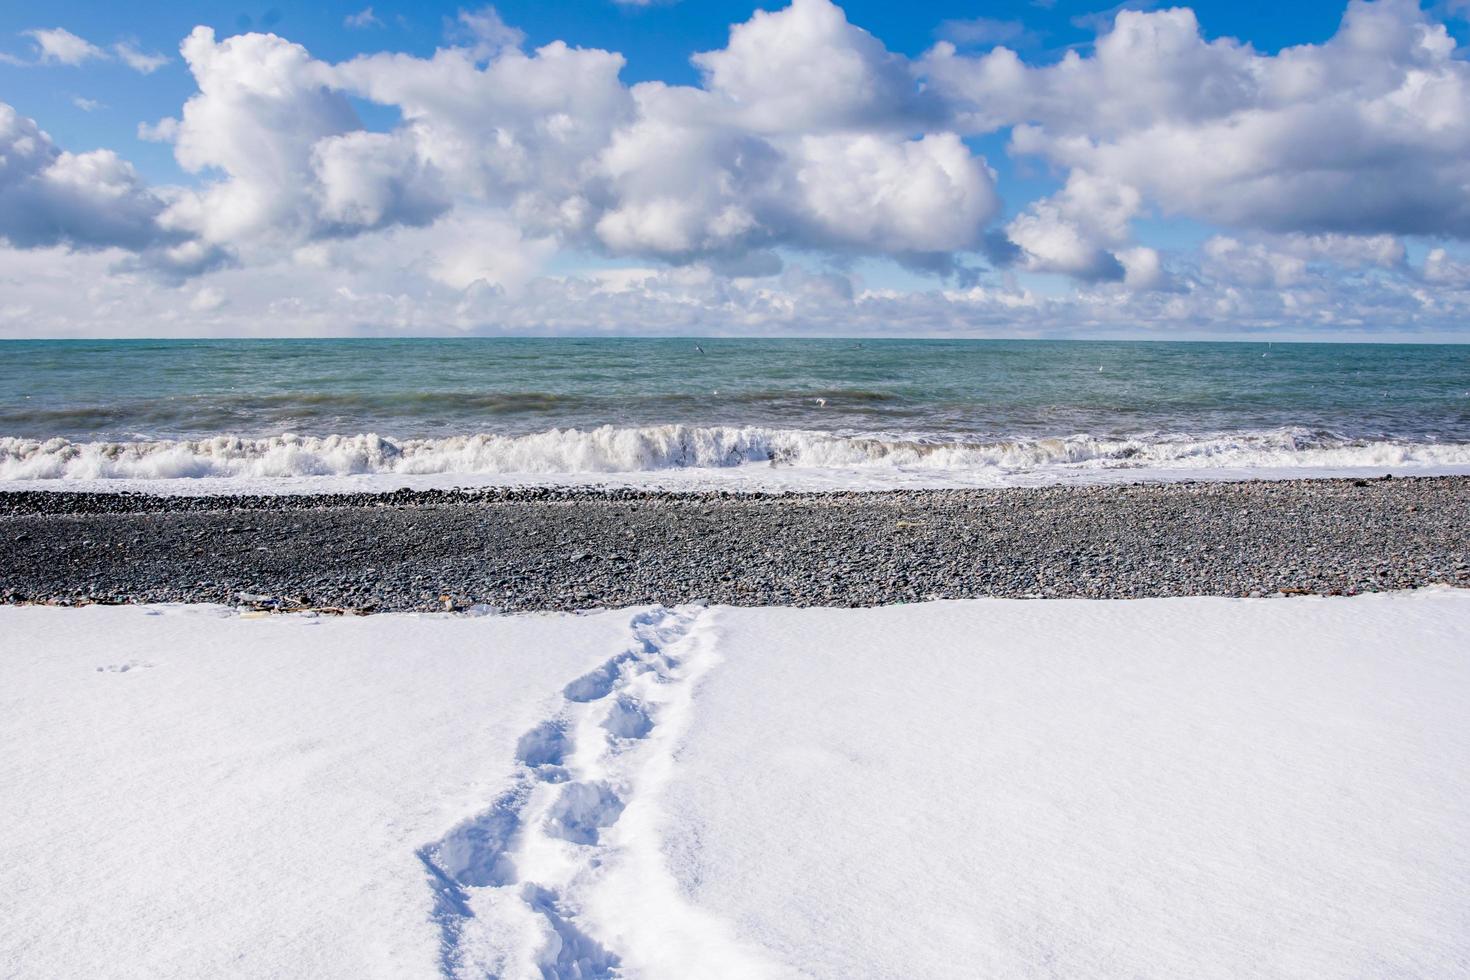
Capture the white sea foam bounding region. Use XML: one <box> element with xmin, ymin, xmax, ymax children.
<box><xmin>3</xmin><ymin>425</ymin><xmax>1470</xmax><ymax>492</ymax></box>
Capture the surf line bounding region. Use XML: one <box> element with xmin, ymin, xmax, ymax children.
<box><xmin>416</xmin><ymin>604</ymin><xmax>788</xmax><ymax>979</ymax></box>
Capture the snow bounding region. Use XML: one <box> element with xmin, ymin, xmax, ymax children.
<box><xmin>666</xmin><ymin>594</ymin><xmax>1470</xmax><ymax>978</ymax></box>
<box><xmin>3</xmin><ymin>592</ymin><xmax>1469</xmax><ymax>978</ymax></box>
<box><xmin>0</xmin><ymin>605</ymin><xmax>631</xmax><ymax>978</ymax></box>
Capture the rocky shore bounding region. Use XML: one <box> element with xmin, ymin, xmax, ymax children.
<box><xmin>2</xmin><ymin>476</ymin><xmax>1467</xmax><ymax>612</ymax></box>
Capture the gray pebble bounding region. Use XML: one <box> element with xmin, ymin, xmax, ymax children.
<box><xmin>0</xmin><ymin>477</ymin><xmax>1466</xmax><ymax>613</ymax></box>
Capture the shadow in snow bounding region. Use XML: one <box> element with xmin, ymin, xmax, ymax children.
<box><xmin>415</xmin><ymin>605</ymin><xmax>698</xmax><ymax>978</ymax></box>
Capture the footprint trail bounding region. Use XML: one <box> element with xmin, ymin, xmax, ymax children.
<box><xmin>417</xmin><ymin>605</ymin><xmax>783</xmax><ymax>979</ymax></box>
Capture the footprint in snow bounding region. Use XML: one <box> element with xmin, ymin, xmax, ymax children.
<box><xmin>96</xmin><ymin>660</ymin><xmax>154</xmax><ymax>673</ymax></box>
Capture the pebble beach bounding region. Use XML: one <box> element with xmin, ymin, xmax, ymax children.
<box><xmin>4</xmin><ymin>475</ymin><xmax>1467</xmax><ymax>612</ymax></box>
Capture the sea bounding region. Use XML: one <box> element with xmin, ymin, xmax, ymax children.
<box><xmin>2</xmin><ymin>338</ymin><xmax>1468</xmax><ymax>492</ymax></box>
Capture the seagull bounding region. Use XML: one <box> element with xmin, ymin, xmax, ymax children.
<box><xmin>694</xmin><ymin>344</ymin><xmax>705</xmax><ymax>354</ymax></box>
<box><xmin>815</xmin><ymin>397</ymin><xmax>828</xmax><ymax>407</ymax></box>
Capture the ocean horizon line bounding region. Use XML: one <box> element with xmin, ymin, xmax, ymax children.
<box><xmin>4</xmin><ymin>335</ymin><xmax>1470</xmax><ymax>347</ymax></box>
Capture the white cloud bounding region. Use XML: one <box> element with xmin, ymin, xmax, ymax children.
<box><xmin>144</xmin><ymin>0</ymin><xmax>998</xmax><ymax>273</ymax></box>
<box><xmin>590</xmin><ymin>98</ymin><xmax>998</xmax><ymax>265</ymax></box>
<box><xmin>16</xmin><ymin>28</ymin><xmax>167</xmax><ymax>73</ymax></box>
<box><xmin>333</xmin><ymin>34</ymin><xmax>633</xmax><ymax>237</ymax></box>
<box><xmin>1272</xmin><ymin>233</ymin><xmax>1406</xmax><ymax>269</ymax></box>
<box><xmin>310</xmin><ymin>130</ymin><xmax>448</xmax><ymax>230</ymax></box>
<box><xmin>691</xmin><ymin>0</ymin><xmax>936</xmax><ymax>133</ymax></box>
<box><xmin>791</xmin><ymin>132</ymin><xmax>997</xmax><ymax>254</ymax></box>
<box><xmin>189</xmin><ymin>286</ymin><xmax>225</xmax><ymax>312</ymax></box>
<box><xmin>1199</xmin><ymin>233</ymin><xmax>1409</xmax><ymax>290</ymax></box>
<box><xmin>137</xmin><ymin>117</ymin><xmax>179</xmax><ymax>142</ymax></box>
<box><xmin>0</xmin><ymin>102</ymin><xmax>176</xmax><ymax>253</ymax></box>
<box><xmin>582</xmin><ymin>0</ymin><xmax>997</xmax><ymax>263</ymax></box>
<box><xmin>927</xmin><ymin>0</ymin><xmax>1470</xmax><ymax>250</ymax></box>
<box><xmin>416</xmin><ymin>212</ymin><xmax>557</xmax><ymax>292</ymax></box>
<box><xmin>24</xmin><ymin>28</ymin><xmax>105</xmax><ymax>66</ymax></box>
<box><xmin>113</xmin><ymin>41</ymin><xmax>169</xmax><ymax>74</ymax></box>
<box><xmin>9</xmin><ymin>0</ymin><xmax>1470</xmax><ymax>338</ymax></box>
<box><xmin>1202</xmin><ymin>237</ymin><xmax>1310</xmax><ymax>289</ymax></box>
<box><xmin>71</xmin><ymin>96</ymin><xmax>103</xmax><ymax>112</ymax></box>
<box><xmin>1117</xmin><ymin>246</ymin><xmax>1168</xmax><ymax>291</ymax></box>
<box><xmin>1006</xmin><ymin>203</ymin><xmax>1123</xmax><ymax>281</ymax></box>
<box><xmin>1003</xmin><ymin>172</ymin><xmax>1139</xmax><ymax>281</ymax></box>
<box><xmin>450</xmin><ymin>7</ymin><xmax>525</xmax><ymax>60</ymax></box>
<box><xmin>7</xmin><ymin>235</ymin><xmax>1470</xmax><ymax>341</ymax></box>
<box><xmin>344</xmin><ymin>7</ymin><xmax>382</xmax><ymax>29</ymax></box>
<box><xmin>1423</xmin><ymin>248</ymin><xmax>1470</xmax><ymax>285</ymax></box>
<box><xmin>158</xmin><ymin>27</ymin><xmax>446</xmax><ymax>249</ymax></box>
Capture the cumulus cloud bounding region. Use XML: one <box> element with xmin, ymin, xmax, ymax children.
<box><xmin>927</xmin><ymin>0</ymin><xmax>1470</xmax><ymax>258</ymax></box>
<box><xmin>310</xmin><ymin>130</ymin><xmax>448</xmax><ymax>230</ymax></box>
<box><xmin>1006</xmin><ymin>205</ymin><xmax>1123</xmax><ymax>281</ymax></box>
<box><xmin>1003</xmin><ymin>172</ymin><xmax>1139</xmax><ymax>281</ymax></box>
<box><xmin>1422</xmin><ymin>248</ymin><xmax>1470</xmax><ymax>285</ymax></box>
<box><xmin>0</xmin><ymin>102</ymin><xmax>175</xmax><ymax>252</ymax></box>
<box><xmin>1116</xmin><ymin>246</ymin><xmax>1169</xmax><ymax>291</ymax></box>
<box><xmin>138</xmin><ymin>0</ymin><xmax>998</xmax><ymax>274</ymax></box>
<box><xmin>691</xmin><ymin>0</ymin><xmax>938</xmax><ymax>133</ymax></box>
<box><xmin>585</xmin><ymin>0</ymin><xmax>996</xmax><ymax>263</ymax></box>
<box><xmin>332</xmin><ymin>28</ymin><xmax>632</xmax><ymax>236</ymax></box>
<box><xmin>589</xmin><ymin>90</ymin><xmax>997</xmax><ymax>264</ymax></box>
<box><xmin>1202</xmin><ymin>237</ymin><xmax>1310</xmax><ymax>289</ymax></box>
<box><xmin>791</xmin><ymin>132</ymin><xmax>997</xmax><ymax>254</ymax></box>
<box><xmin>10</xmin><ymin>0</ymin><xmax>1470</xmax><ymax>335</ymax></box>
<box><xmin>157</xmin><ymin>27</ymin><xmax>447</xmax><ymax>247</ymax></box>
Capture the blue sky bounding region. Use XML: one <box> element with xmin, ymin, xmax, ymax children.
<box><xmin>0</xmin><ymin>0</ymin><xmax>1380</xmax><ymax>185</ymax></box>
<box><xmin>3</xmin><ymin>0</ymin><xmax>1470</xmax><ymax>338</ymax></box>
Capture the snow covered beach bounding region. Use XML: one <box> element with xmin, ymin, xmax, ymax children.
<box><xmin>3</xmin><ymin>592</ymin><xmax>1468</xmax><ymax>978</ymax></box>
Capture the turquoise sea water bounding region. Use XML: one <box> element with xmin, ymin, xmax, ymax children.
<box><xmin>2</xmin><ymin>338</ymin><xmax>1468</xmax><ymax>485</ymax></box>
<box><xmin>4</xmin><ymin>338</ymin><xmax>1468</xmax><ymax>440</ymax></box>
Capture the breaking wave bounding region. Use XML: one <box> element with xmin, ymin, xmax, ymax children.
<box><xmin>3</xmin><ymin>425</ymin><xmax>1470</xmax><ymax>483</ymax></box>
